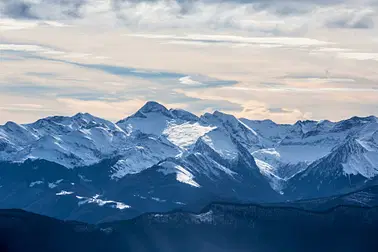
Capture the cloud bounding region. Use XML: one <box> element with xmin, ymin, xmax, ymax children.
<box><xmin>173</xmin><ymin>88</ymin><xmax>313</xmax><ymax>123</ymax></box>
<box><xmin>325</xmin><ymin>9</ymin><xmax>375</xmax><ymax>29</ymax></box>
<box><xmin>0</xmin><ymin>43</ymin><xmax>99</xmax><ymax>60</ymax></box>
<box><xmin>2</xmin><ymin>0</ymin><xmax>376</xmax><ymax>35</ymax></box>
<box><xmin>267</xmin><ymin>108</ymin><xmax>292</xmax><ymax>113</ymax></box>
<box><xmin>242</xmin><ymin>105</ymin><xmax>313</xmax><ymax>122</ymax></box>
<box><xmin>0</xmin><ymin>18</ymin><xmax>38</xmax><ymax>30</ymax></box>
<box><xmin>0</xmin><ymin>43</ymin><xmax>62</xmax><ymax>54</ymax></box>
<box><xmin>0</xmin><ymin>84</ymin><xmax>61</xmax><ymax>97</ymax></box>
<box><xmin>25</xmin><ymin>72</ymin><xmax>58</xmax><ymax>78</ymax></box>
<box><xmin>337</xmin><ymin>52</ymin><xmax>378</xmax><ymax>61</ymax></box>
<box><xmin>0</xmin><ymin>103</ymin><xmax>50</xmax><ymax>112</ymax></box>
<box><xmin>178</xmin><ymin>74</ymin><xmax>237</xmax><ymax>87</ymax></box>
<box><xmin>308</xmin><ymin>46</ymin><xmax>378</xmax><ymax>62</ymax></box>
<box><xmin>0</xmin><ymin>0</ymin><xmax>86</xmax><ymax>20</ymax></box>
<box><xmin>174</xmin><ymin>83</ymin><xmax>378</xmax><ymax>123</ymax></box>
<box><xmin>282</xmin><ymin>75</ymin><xmax>356</xmax><ymax>83</ymax></box>
<box><xmin>129</xmin><ymin>33</ymin><xmax>332</xmax><ymax>48</ymax></box>
<box><xmin>179</xmin><ymin>76</ymin><xmax>202</xmax><ymax>85</ymax></box>
<box><xmin>1</xmin><ymin>42</ymin><xmax>240</xmax><ymax>91</ymax></box>
<box><xmin>223</xmin><ymin>86</ymin><xmax>378</xmax><ymax>93</ymax></box>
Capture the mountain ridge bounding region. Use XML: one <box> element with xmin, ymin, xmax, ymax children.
<box><xmin>2</xmin><ymin>101</ymin><xmax>377</xmax><ymax>127</ymax></box>
<box><xmin>1</xmin><ymin>101</ymin><xmax>377</xmax><ymax>223</ymax></box>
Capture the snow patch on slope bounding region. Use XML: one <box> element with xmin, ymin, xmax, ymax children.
<box><xmin>56</xmin><ymin>190</ymin><xmax>73</xmax><ymax>196</ymax></box>
<box><xmin>29</xmin><ymin>181</ymin><xmax>44</xmax><ymax>187</ymax></box>
<box><xmin>342</xmin><ymin>152</ymin><xmax>378</xmax><ymax>178</ymax></box>
<box><xmin>191</xmin><ymin>210</ymin><xmax>213</xmax><ymax>224</ymax></box>
<box><xmin>76</xmin><ymin>194</ymin><xmax>130</xmax><ymax>210</ymax></box>
<box><xmin>158</xmin><ymin>162</ymin><xmax>201</xmax><ymax>188</ymax></box>
<box><xmin>111</xmin><ymin>157</ymin><xmax>154</xmax><ymax>178</ymax></box>
<box><xmin>48</xmin><ymin>179</ymin><xmax>63</xmax><ymax>189</ymax></box>
<box><xmin>163</xmin><ymin>122</ymin><xmax>216</xmax><ymax>150</ymax></box>
<box><xmin>119</xmin><ymin>112</ymin><xmax>171</xmax><ymax>136</ymax></box>
<box><xmin>201</xmin><ymin>129</ymin><xmax>238</xmax><ymax>160</ymax></box>
<box><xmin>255</xmin><ymin>159</ymin><xmax>285</xmax><ymax>192</ymax></box>
<box><xmin>151</xmin><ymin>197</ymin><xmax>167</xmax><ymax>203</ymax></box>
<box><xmin>110</xmin><ymin>140</ymin><xmax>180</xmax><ymax>179</ymax></box>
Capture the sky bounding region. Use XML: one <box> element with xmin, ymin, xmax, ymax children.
<box><xmin>0</xmin><ymin>0</ymin><xmax>378</xmax><ymax>124</ymax></box>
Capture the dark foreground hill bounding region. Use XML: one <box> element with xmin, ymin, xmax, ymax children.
<box><xmin>1</xmin><ymin>203</ymin><xmax>377</xmax><ymax>252</ymax></box>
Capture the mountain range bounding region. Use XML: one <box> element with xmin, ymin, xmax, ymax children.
<box><xmin>0</xmin><ymin>101</ymin><xmax>377</xmax><ymax>223</ymax></box>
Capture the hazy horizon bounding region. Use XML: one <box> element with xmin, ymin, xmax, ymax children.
<box><xmin>1</xmin><ymin>100</ymin><xmax>377</xmax><ymax>126</ymax></box>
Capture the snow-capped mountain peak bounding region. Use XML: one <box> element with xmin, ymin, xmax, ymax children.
<box><xmin>201</xmin><ymin>111</ymin><xmax>263</xmax><ymax>153</ymax></box>
<box><xmin>331</xmin><ymin>116</ymin><xmax>377</xmax><ymax>133</ymax></box>
<box><xmin>139</xmin><ymin>101</ymin><xmax>169</xmax><ymax>114</ymax></box>
<box><xmin>0</xmin><ymin>102</ymin><xmax>377</xmax><ymax>200</ymax></box>
<box><xmin>119</xmin><ymin>102</ymin><xmax>199</xmax><ymax>124</ymax></box>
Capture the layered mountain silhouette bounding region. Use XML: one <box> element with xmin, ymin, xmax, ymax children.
<box><xmin>1</xmin><ymin>190</ymin><xmax>378</xmax><ymax>252</ymax></box>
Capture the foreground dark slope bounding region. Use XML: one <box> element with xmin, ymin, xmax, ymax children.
<box><xmin>270</xmin><ymin>185</ymin><xmax>378</xmax><ymax>210</ymax></box>
<box><xmin>1</xmin><ymin>202</ymin><xmax>378</xmax><ymax>252</ymax></box>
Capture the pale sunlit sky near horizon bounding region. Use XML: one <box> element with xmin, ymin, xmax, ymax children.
<box><xmin>1</xmin><ymin>0</ymin><xmax>378</xmax><ymax>124</ymax></box>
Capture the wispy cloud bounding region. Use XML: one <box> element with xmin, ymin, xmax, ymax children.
<box><xmin>129</xmin><ymin>33</ymin><xmax>333</xmax><ymax>47</ymax></box>
<box><xmin>325</xmin><ymin>8</ymin><xmax>375</xmax><ymax>29</ymax></box>
<box><xmin>0</xmin><ymin>43</ymin><xmax>109</xmax><ymax>60</ymax></box>
<box><xmin>337</xmin><ymin>52</ymin><xmax>378</xmax><ymax>61</ymax></box>
<box><xmin>0</xmin><ymin>103</ymin><xmax>48</xmax><ymax>112</ymax></box>
<box><xmin>0</xmin><ymin>18</ymin><xmax>69</xmax><ymax>31</ymax></box>
<box><xmin>224</xmin><ymin>86</ymin><xmax>378</xmax><ymax>92</ymax></box>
